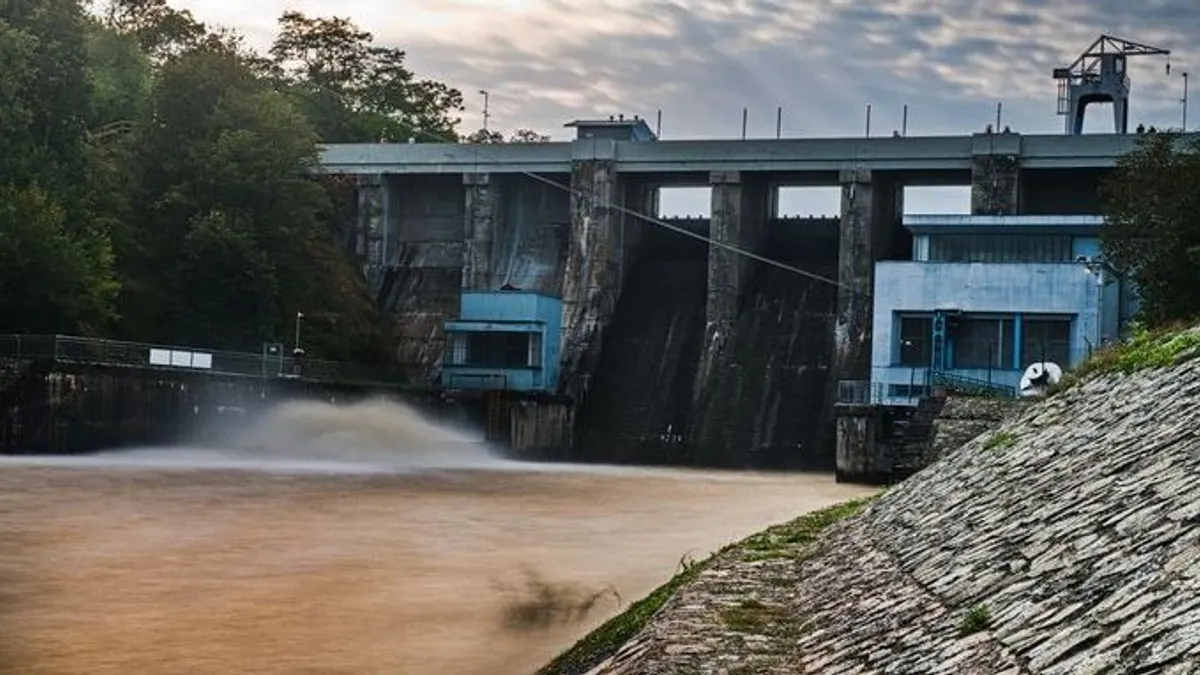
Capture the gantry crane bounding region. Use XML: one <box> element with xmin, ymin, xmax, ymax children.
<box><xmin>1054</xmin><ymin>34</ymin><xmax>1170</xmax><ymax>135</ymax></box>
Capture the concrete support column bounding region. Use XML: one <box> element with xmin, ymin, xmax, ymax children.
<box><xmin>559</xmin><ymin>157</ymin><xmax>622</xmax><ymax>400</ymax></box>
<box><xmin>833</xmin><ymin>168</ymin><xmax>901</xmax><ymax>483</ymax></box>
<box><xmin>970</xmin><ymin>133</ymin><xmax>1021</xmax><ymax>215</ymax></box>
<box><xmin>356</xmin><ymin>174</ymin><xmax>389</xmax><ymax>292</ymax></box>
<box><xmin>462</xmin><ymin>172</ymin><xmax>497</xmax><ymax>290</ymax></box>
<box><xmin>833</xmin><ymin>168</ymin><xmax>878</xmax><ymax>386</ymax></box>
<box><xmin>695</xmin><ymin>171</ymin><xmax>769</xmax><ymax>388</ymax></box>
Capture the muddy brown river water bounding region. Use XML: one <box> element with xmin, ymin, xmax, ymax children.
<box><xmin>0</xmin><ymin>401</ymin><xmax>873</xmax><ymax>675</ymax></box>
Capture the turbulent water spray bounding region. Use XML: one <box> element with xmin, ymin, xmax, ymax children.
<box><xmin>4</xmin><ymin>397</ymin><xmax>507</xmax><ymax>474</ymax></box>
<box><xmin>223</xmin><ymin>397</ymin><xmax>493</xmax><ymax>467</ymax></box>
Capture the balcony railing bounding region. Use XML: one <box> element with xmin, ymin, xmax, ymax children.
<box><xmin>0</xmin><ymin>334</ymin><xmax>416</xmax><ymax>388</ymax></box>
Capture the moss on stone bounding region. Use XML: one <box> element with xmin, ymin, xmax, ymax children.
<box><xmin>535</xmin><ymin>495</ymin><xmax>878</xmax><ymax>675</ymax></box>
<box><xmin>982</xmin><ymin>430</ymin><xmax>1018</xmax><ymax>451</ymax></box>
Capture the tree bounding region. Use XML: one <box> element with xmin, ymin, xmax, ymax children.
<box><xmin>269</xmin><ymin>11</ymin><xmax>463</xmax><ymax>143</ymax></box>
<box><xmin>1100</xmin><ymin>132</ymin><xmax>1200</xmax><ymax>325</ymax></box>
<box><xmin>0</xmin><ymin>184</ymin><xmax>119</xmax><ymax>334</ymax></box>
<box><xmin>100</xmin><ymin>0</ymin><xmax>206</xmax><ymax>59</ymax></box>
<box><xmin>1</xmin><ymin>0</ymin><xmax>92</xmax><ymax>193</ymax></box>
<box><xmin>463</xmin><ymin>128</ymin><xmax>551</xmax><ymax>144</ymax></box>
<box><xmin>464</xmin><ymin>128</ymin><xmax>504</xmax><ymax>144</ymax></box>
<box><xmin>510</xmin><ymin>128</ymin><xmax>551</xmax><ymax>143</ymax></box>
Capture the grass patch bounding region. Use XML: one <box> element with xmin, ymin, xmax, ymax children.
<box><xmin>719</xmin><ymin>598</ymin><xmax>787</xmax><ymax>633</ymax></box>
<box><xmin>740</xmin><ymin>497</ymin><xmax>873</xmax><ymax>560</ymax></box>
<box><xmin>1055</xmin><ymin>321</ymin><xmax>1200</xmax><ymax>392</ymax></box>
<box><xmin>535</xmin><ymin>496</ymin><xmax>878</xmax><ymax>675</ymax></box>
<box><xmin>982</xmin><ymin>430</ymin><xmax>1018</xmax><ymax>452</ymax></box>
<box><xmin>958</xmin><ymin>603</ymin><xmax>992</xmax><ymax>637</ymax></box>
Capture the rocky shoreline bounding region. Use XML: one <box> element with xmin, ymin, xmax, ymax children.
<box><xmin>542</xmin><ymin>358</ymin><xmax>1200</xmax><ymax>674</ymax></box>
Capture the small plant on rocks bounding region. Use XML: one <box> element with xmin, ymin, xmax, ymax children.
<box><xmin>982</xmin><ymin>431</ymin><xmax>1018</xmax><ymax>452</ymax></box>
<box><xmin>958</xmin><ymin>603</ymin><xmax>992</xmax><ymax>637</ymax></box>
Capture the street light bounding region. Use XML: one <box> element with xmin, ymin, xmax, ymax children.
<box><xmin>1078</xmin><ymin>257</ymin><xmax>1115</xmax><ymax>347</ymax></box>
<box><xmin>1182</xmin><ymin>71</ymin><xmax>1189</xmax><ymax>132</ymax></box>
<box><xmin>479</xmin><ymin>89</ymin><xmax>490</xmax><ymax>131</ymax></box>
<box><xmin>294</xmin><ymin>311</ymin><xmax>304</xmax><ymax>352</ymax></box>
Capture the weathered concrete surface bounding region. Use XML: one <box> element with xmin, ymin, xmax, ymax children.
<box><xmin>971</xmin><ymin>154</ymin><xmax>1020</xmax><ymax>215</ymax></box>
<box><xmin>584</xmin><ymin>358</ymin><xmax>1200</xmax><ymax>674</ymax></box>
<box><xmin>688</xmin><ymin>220</ymin><xmax>839</xmax><ymax>470</ymax></box>
<box><xmin>559</xmin><ymin>159</ymin><xmax>623</xmax><ymax>401</ymax></box>
<box><xmin>570</xmin><ymin>225</ymin><xmax>706</xmax><ymax>465</ymax></box>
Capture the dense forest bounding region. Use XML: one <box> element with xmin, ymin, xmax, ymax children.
<box><xmin>0</xmin><ymin>0</ymin><xmax>538</xmax><ymax>364</ymax></box>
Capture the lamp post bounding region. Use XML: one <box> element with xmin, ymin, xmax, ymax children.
<box><xmin>1080</xmin><ymin>259</ymin><xmax>1108</xmax><ymax>348</ymax></box>
<box><xmin>480</xmin><ymin>90</ymin><xmax>490</xmax><ymax>131</ymax></box>
<box><xmin>1182</xmin><ymin>71</ymin><xmax>1189</xmax><ymax>132</ymax></box>
<box><xmin>294</xmin><ymin>312</ymin><xmax>304</xmax><ymax>352</ymax></box>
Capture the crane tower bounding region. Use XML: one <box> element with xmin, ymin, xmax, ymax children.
<box><xmin>1054</xmin><ymin>34</ymin><xmax>1170</xmax><ymax>135</ymax></box>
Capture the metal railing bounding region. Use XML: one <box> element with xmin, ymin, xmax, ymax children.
<box><xmin>929</xmin><ymin>371</ymin><xmax>1018</xmax><ymax>398</ymax></box>
<box><xmin>837</xmin><ymin>380</ymin><xmax>886</xmax><ymax>405</ymax></box>
<box><xmin>0</xmin><ymin>334</ymin><xmax>415</xmax><ymax>388</ymax></box>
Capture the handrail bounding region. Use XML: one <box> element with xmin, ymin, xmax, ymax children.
<box><xmin>929</xmin><ymin>370</ymin><xmax>1017</xmax><ymax>398</ymax></box>
<box><xmin>0</xmin><ymin>334</ymin><xmax>415</xmax><ymax>389</ymax></box>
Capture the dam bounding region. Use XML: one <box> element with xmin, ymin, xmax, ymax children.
<box><xmin>317</xmin><ymin>120</ymin><xmax>1148</xmax><ymax>475</ymax></box>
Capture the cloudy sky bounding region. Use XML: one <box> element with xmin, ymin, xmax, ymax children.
<box><xmin>173</xmin><ymin>0</ymin><xmax>1199</xmax><ymax>214</ymax></box>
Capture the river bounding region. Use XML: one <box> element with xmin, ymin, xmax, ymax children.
<box><xmin>0</xmin><ymin>399</ymin><xmax>874</xmax><ymax>675</ymax></box>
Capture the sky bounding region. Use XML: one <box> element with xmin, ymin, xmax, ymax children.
<box><xmin>172</xmin><ymin>0</ymin><xmax>1200</xmax><ymax>215</ymax></box>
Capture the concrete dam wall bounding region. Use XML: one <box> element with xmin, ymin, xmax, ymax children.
<box><xmin>571</xmin><ymin>220</ymin><xmax>708</xmax><ymax>465</ymax></box>
<box><xmin>343</xmin><ymin>169</ymin><xmax>854</xmax><ymax>468</ymax></box>
<box><xmin>688</xmin><ymin>219</ymin><xmax>840</xmax><ymax>470</ymax></box>
<box><xmin>573</xmin><ymin>217</ymin><xmax>841</xmax><ymax>469</ymax></box>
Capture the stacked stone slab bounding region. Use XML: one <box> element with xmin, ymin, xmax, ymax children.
<box><xmin>579</xmin><ymin>357</ymin><xmax>1200</xmax><ymax>674</ymax></box>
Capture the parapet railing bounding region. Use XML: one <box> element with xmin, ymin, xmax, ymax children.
<box><xmin>929</xmin><ymin>371</ymin><xmax>1018</xmax><ymax>398</ymax></box>
<box><xmin>836</xmin><ymin>380</ymin><xmax>886</xmax><ymax>405</ymax></box>
<box><xmin>0</xmin><ymin>334</ymin><xmax>417</xmax><ymax>388</ymax></box>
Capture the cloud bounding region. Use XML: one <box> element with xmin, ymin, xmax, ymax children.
<box><xmin>173</xmin><ymin>0</ymin><xmax>1198</xmax><ymax>139</ymax></box>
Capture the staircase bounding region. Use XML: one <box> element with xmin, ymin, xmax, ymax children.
<box><xmin>889</xmin><ymin>393</ymin><xmax>947</xmax><ymax>482</ymax></box>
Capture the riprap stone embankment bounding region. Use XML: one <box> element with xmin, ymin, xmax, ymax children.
<box><xmin>579</xmin><ymin>359</ymin><xmax>1200</xmax><ymax>674</ymax></box>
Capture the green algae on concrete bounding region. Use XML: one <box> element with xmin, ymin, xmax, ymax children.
<box><xmin>536</xmin><ymin>496</ymin><xmax>878</xmax><ymax>675</ymax></box>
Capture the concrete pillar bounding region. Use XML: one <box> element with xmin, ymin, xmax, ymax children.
<box><xmin>970</xmin><ymin>133</ymin><xmax>1021</xmax><ymax>215</ymax></box>
<box><xmin>356</xmin><ymin>174</ymin><xmax>387</xmax><ymax>292</ymax></box>
<box><xmin>834</xmin><ymin>405</ymin><xmax>887</xmax><ymax>485</ymax></box>
<box><xmin>462</xmin><ymin>172</ymin><xmax>497</xmax><ymax>290</ymax></box>
<box><xmin>833</xmin><ymin>168</ymin><xmax>877</xmax><ymax>385</ymax></box>
<box><xmin>559</xmin><ymin>156</ymin><xmax>622</xmax><ymax>400</ymax></box>
<box><xmin>832</xmin><ymin>168</ymin><xmax>901</xmax><ymax>483</ymax></box>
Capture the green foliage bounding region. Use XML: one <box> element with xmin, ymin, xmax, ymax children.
<box><xmin>1101</xmin><ymin>132</ymin><xmax>1200</xmax><ymax>326</ymax></box>
<box><xmin>0</xmin><ymin>184</ymin><xmax>119</xmax><ymax>334</ymax></box>
<box><xmin>982</xmin><ymin>431</ymin><xmax>1018</xmax><ymax>452</ymax></box>
<box><xmin>537</xmin><ymin>496</ymin><xmax>877</xmax><ymax>675</ymax></box>
<box><xmin>1</xmin><ymin>0</ymin><xmax>467</xmax><ymax>364</ymax></box>
<box><xmin>1056</xmin><ymin>320</ymin><xmax>1200</xmax><ymax>391</ymax></box>
<box><xmin>269</xmin><ymin>11</ymin><xmax>464</xmax><ymax>143</ymax></box>
<box><xmin>958</xmin><ymin>604</ymin><xmax>992</xmax><ymax>637</ymax></box>
<box><xmin>719</xmin><ymin>598</ymin><xmax>787</xmax><ymax>633</ymax></box>
<box><xmin>464</xmin><ymin>127</ymin><xmax>552</xmax><ymax>144</ymax></box>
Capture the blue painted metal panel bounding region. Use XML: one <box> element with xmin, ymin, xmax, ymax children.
<box><xmin>444</xmin><ymin>321</ymin><xmax>543</xmax><ymax>333</ymax></box>
<box><xmin>441</xmin><ymin>291</ymin><xmax>563</xmax><ymax>393</ymax></box>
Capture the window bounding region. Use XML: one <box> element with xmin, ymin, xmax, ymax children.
<box><xmin>928</xmin><ymin>234</ymin><xmax>1072</xmax><ymax>263</ymax></box>
<box><xmin>897</xmin><ymin>316</ymin><xmax>932</xmax><ymax>367</ymax></box>
<box><xmin>953</xmin><ymin>317</ymin><xmax>1014</xmax><ymax>369</ymax></box>
<box><xmin>446</xmin><ymin>331</ymin><xmax>541</xmax><ymax>368</ymax></box>
<box><xmin>1022</xmin><ymin>318</ymin><xmax>1071</xmax><ymax>367</ymax></box>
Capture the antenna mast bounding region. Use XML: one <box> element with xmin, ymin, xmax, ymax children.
<box><xmin>1053</xmin><ymin>34</ymin><xmax>1170</xmax><ymax>135</ymax></box>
